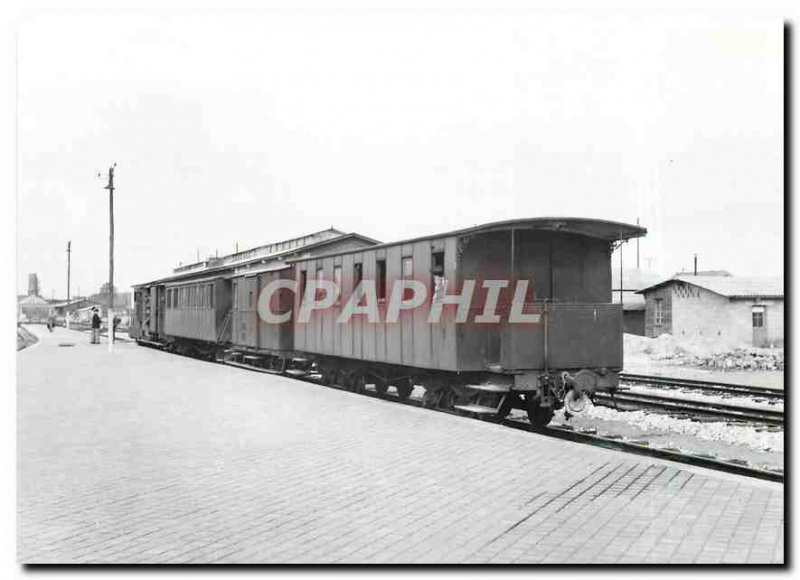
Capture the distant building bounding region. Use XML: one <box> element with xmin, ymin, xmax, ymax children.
<box><xmin>673</xmin><ymin>269</ymin><xmax>732</xmax><ymax>278</ymax></box>
<box><xmin>611</xmin><ymin>268</ymin><xmax>662</xmax><ymax>336</ymax></box>
<box><xmin>18</xmin><ymin>294</ymin><xmax>52</xmax><ymax>323</ymax></box>
<box><xmin>638</xmin><ymin>275</ymin><xmax>784</xmax><ymax>347</ymax></box>
<box><xmin>49</xmin><ymin>298</ymin><xmax>104</xmax><ymax>319</ymax></box>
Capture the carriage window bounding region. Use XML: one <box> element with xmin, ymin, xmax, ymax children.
<box><xmin>377</xmin><ymin>259</ymin><xmax>387</xmax><ymax>301</ymax></box>
<box><xmin>209</xmin><ymin>285</ymin><xmax>214</xmax><ymax>308</ymax></box>
<box><xmin>402</xmin><ymin>257</ymin><xmax>413</xmax><ymax>278</ymax></box>
<box><xmin>402</xmin><ymin>257</ymin><xmax>413</xmax><ymax>300</ymax></box>
<box><xmin>316</xmin><ymin>268</ymin><xmax>325</xmax><ymax>301</ymax></box>
<box><xmin>167</xmin><ymin>289</ymin><xmax>172</xmax><ymax>309</ymax></box>
<box><xmin>233</xmin><ymin>283</ymin><xmax>239</xmax><ymax>308</ymax></box>
<box><xmin>354</xmin><ymin>262</ymin><xmax>363</xmax><ymax>285</ymax></box>
<box><xmin>299</xmin><ymin>271</ymin><xmax>307</xmax><ymax>304</ymax></box>
<box><xmin>333</xmin><ymin>266</ymin><xmax>342</xmax><ymax>305</ymax></box>
<box><xmin>431</xmin><ymin>251</ymin><xmax>445</xmax><ymax>302</ymax></box>
<box><xmin>249</xmin><ymin>289</ymin><xmax>254</xmax><ymax>308</ymax></box>
<box><xmin>431</xmin><ymin>251</ymin><xmax>444</xmax><ymax>276</ymax></box>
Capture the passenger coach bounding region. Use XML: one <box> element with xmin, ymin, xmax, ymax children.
<box><xmin>131</xmin><ymin>218</ymin><xmax>646</xmax><ymax>428</ymax></box>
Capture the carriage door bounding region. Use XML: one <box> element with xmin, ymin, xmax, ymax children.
<box><xmin>231</xmin><ymin>280</ymin><xmax>240</xmax><ymax>343</ymax></box>
<box><xmin>148</xmin><ymin>286</ymin><xmax>158</xmax><ymax>338</ymax></box>
<box><xmin>156</xmin><ymin>286</ymin><xmax>166</xmax><ymax>337</ymax></box>
<box><xmin>242</xmin><ymin>276</ymin><xmax>258</xmax><ymax>348</ymax></box>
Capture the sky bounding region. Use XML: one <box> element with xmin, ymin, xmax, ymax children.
<box><xmin>15</xmin><ymin>10</ymin><xmax>783</xmax><ymax>299</ymax></box>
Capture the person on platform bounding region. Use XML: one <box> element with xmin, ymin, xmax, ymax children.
<box><xmin>91</xmin><ymin>308</ymin><xmax>101</xmax><ymax>344</ymax></box>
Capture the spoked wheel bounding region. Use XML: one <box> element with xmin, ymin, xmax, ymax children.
<box><xmin>422</xmin><ymin>388</ymin><xmax>438</xmax><ymax>408</ymax></box>
<box><xmin>394</xmin><ymin>379</ymin><xmax>414</xmax><ymax>401</ymax></box>
<box><xmin>374</xmin><ymin>379</ymin><xmax>389</xmax><ymax>397</ymax></box>
<box><xmin>525</xmin><ymin>396</ymin><xmax>554</xmax><ymax>430</ymax></box>
<box><xmin>437</xmin><ymin>388</ymin><xmax>455</xmax><ymax>411</ymax></box>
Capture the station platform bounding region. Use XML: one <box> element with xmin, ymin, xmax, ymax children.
<box><xmin>17</xmin><ymin>326</ymin><xmax>784</xmax><ymax>564</ymax></box>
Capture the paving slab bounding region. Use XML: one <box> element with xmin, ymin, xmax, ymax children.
<box><xmin>17</xmin><ymin>325</ymin><xmax>784</xmax><ymax>564</ymax></box>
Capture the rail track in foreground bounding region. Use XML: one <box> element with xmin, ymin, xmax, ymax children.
<box><xmin>620</xmin><ymin>373</ymin><xmax>784</xmax><ymax>400</ymax></box>
<box><xmin>593</xmin><ymin>389</ymin><xmax>783</xmax><ymax>426</ymax></box>
<box><xmin>135</xmin><ymin>341</ymin><xmax>784</xmax><ymax>484</ymax></box>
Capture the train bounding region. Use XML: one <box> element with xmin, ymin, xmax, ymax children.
<box><xmin>130</xmin><ymin>218</ymin><xmax>646</xmax><ymax>428</ymax></box>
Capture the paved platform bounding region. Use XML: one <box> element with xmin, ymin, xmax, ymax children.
<box><xmin>18</xmin><ymin>326</ymin><xmax>784</xmax><ymax>564</ymax></box>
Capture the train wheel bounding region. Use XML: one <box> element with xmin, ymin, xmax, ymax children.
<box><xmin>438</xmin><ymin>389</ymin><xmax>455</xmax><ymax>411</ymax></box>
<box><xmin>395</xmin><ymin>379</ymin><xmax>413</xmax><ymax>401</ymax></box>
<box><xmin>422</xmin><ymin>388</ymin><xmax>438</xmax><ymax>407</ymax></box>
<box><xmin>525</xmin><ymin>397</ymin><xmax>554</xmax><ymax>430</ymax></box>
<box><xmin>374</xmin><ymin>379</ymin><xmax>389</xmax><ymax>397</ymax></box>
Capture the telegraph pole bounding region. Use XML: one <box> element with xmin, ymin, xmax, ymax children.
<box><xmin>101</xmin><ymin>164</ymin><xmax>116</xmax><ymax>351</ymax></box>
<box><xmin>66</xmin><ymin>241</ymin><xmax>71</xmax><ymax>329</ymax></box>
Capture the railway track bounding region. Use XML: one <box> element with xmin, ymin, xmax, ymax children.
<box><xmin>594</xmin><ymin>389</ymin><xmax>784</xmax><ymax>426</ymax></box>
<box><xmin>135</xmin><ymin>341</ymin><xmax>784</xmax><ymax>483</ymax></box>
<box><xmin>620</xmin><ymin>373</ymin><xmax>784</xmax><ymax>400</ymax></box>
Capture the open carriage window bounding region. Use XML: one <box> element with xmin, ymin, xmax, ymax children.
<box><xmin>377</xmin><ymin>259</ymin><xmax>387</xmax><ymax>301</ymax></box>
<box><xmin>431</xmin><ymin>250</ymin><xmax>445</xmax><ymax>301</ymax></box>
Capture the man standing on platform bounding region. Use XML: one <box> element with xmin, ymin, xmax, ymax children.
<box><xmin>91</xmin><ymin>308</ymin><xmax>101</xmax><ymax>344</ymax></box>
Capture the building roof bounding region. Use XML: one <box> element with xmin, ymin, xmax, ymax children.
<box><xmin>18</xmin><ymin>295</ymin><xmax>49</xmax><ymax>305</ymax></box>
<box><xmin>134</xmin><ymin>230</ymin><xmax>380</xmax><ymax>288</ymax></box>
<box><xmin>172</xmin><ymin>228</ymin><xmax>380</xmax><ymax>275</ymax></box>
<box><xmin>673</xmin><ymin>269</ymin><xmax>732</xmax><ymax>277</ymax></box>
<box><xmin>638</xmin><ymin>275</ymin><xmax>784</xmax><ymax>299</ymax></box>
<box><xmin>48</xmin><ymin>298</ymin><xmax>101</xmax><ymax>308</ymax></box>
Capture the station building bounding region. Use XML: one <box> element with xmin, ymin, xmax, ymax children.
<box><xmin>611</xmin><ymin>268</ymin><xmax>661</xmax><ymax>336</ymax></box>
<box><xmin>638</xmin><ymin>275</ymin><xmax>784</xmax><ymax>347</ymax></box>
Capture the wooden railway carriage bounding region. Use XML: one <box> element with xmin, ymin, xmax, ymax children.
<box><xmin>131</xmin><ymin>229</ymin><xmax>379</xmax><ymax>355</ymax></box>
<box><xmin>290</xmin><ymin>218</ymin><xmax>645</xmax><ymax>425</ymax></box>
<box><xmin>131</xmin><ymin>218</ymin><xmax>646</xmax><ymax>428</ymax></box>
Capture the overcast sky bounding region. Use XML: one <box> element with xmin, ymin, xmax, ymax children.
<box><xmin>16</xmin><ymin>11</ymin><xmax>783</xmax><ymax>298</ymax></box>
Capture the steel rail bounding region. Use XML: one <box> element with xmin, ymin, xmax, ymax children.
<box><xmin>594</xmin><ymin>391</ymin><xmax>783</xmax><ymax>426</ymax></box>
<box><xmin>620</xmin><ymin>373</ymin><xmax>784</xmax><ymax>399</ymax></box>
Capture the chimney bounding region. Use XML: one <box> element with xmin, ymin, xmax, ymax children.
<box><xmin>694</xmin><ymin>254</ymin><xmax>698</xmax><ymax>276</ymax></box>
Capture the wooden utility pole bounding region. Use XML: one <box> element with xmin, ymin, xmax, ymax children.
<box><xmin>66</xmin><ymin>241</ymin><xmax>71</xmax><ymax>329</ymax></box>
<box><xmin>102</xmin><ymin>164</ymin><xmax>116</xmax><ymax>350</ymax></box>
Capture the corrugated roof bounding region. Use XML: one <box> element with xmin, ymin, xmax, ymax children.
<box><xmin>638</xmin><ymin>275</ymin><xmax>784</xmax><ymax>299</ymax></box>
